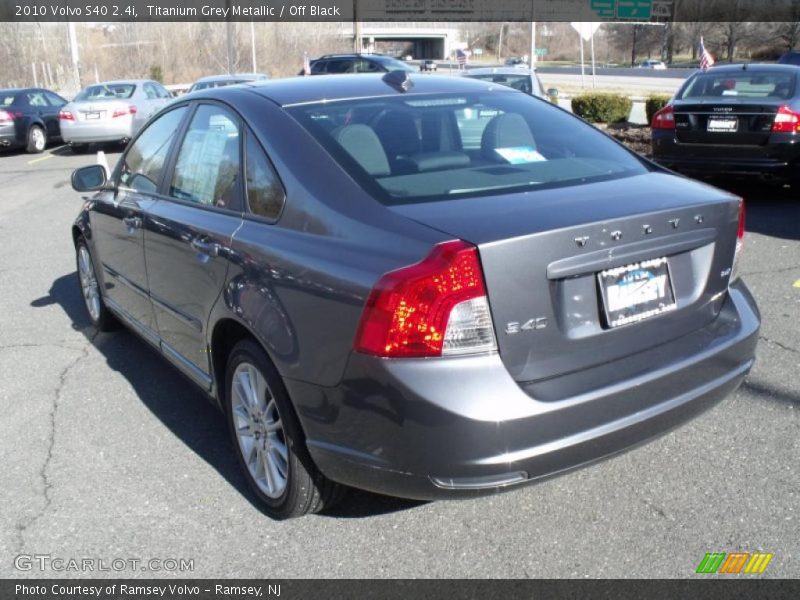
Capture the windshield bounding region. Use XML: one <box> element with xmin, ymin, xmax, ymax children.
<box><xmin>75</xmin><ymin>83</ymin><xmax>136</xmax><ymax>102</ymax></box>
<box><xmin>679</xmin><ymin>71</ymin><xmax>796</xmax><ymax>100</ymax></box>
<box><xmin>374</xmin><ymin>56</ymin><xmax>416</xmax><ymax>72</ymax></box>
<box><xmin>466</xmin><ymin>73</ymin><xmax>538</xmax><ymax>95</ymax></box>
<box><xmin>288</xmin><ymin>92</ymin><xmax>647</xmax><ymax>205</ymax></box>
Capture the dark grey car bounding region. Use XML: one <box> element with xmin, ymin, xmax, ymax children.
<box><xmin>70</xmin><ymin>73</ymin><xmax>759</xmax><ymax>519</ymax></box>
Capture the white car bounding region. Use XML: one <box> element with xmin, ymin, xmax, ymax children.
<box><xmin>59</xmin><ymin>79</ymin><xmax>172</xmax><ymax>152</ymax></box>
<box><xmin>639</xmin><ymin>59</ymin><xmax>667</xmax><ymax>70</ymax></box>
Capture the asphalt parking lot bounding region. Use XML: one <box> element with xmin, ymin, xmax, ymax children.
<box><xmin>0</xmin><ymin>144</ymin><xmax>797</xmax><ymax>579</ymax></box>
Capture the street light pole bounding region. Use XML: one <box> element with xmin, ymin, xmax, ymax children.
<box><xmin>250</xmin><ymin>21</ymin><xmax>257</xmax><ymax>73</ymax></box>
<box><xmin>530</xmin><ymin>21</ymin><xmax>536</xmax><ymax>67</ymax></box>
<box><xmin>67</xmin><ymin>22</ymin><xmax>81</xmax><ymax>93</ymax></box>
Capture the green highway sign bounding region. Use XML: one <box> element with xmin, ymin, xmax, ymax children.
<box><xmin>535</xmin><ymin>48</ymin><xmax>547</xmax><ymax>57</ymax></box>
<box><xmin>616</xmin><ymin>0</ymin><xmax>652</xmax><ymax>19</ymax></box>
<box><xmin>590</xmin><ymin>0</ymin><xmax>653</xmax><ymax>20</ymax></box>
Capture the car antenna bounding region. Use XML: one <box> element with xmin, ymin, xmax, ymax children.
<box><xmin>382</xmin><ymin>70</ymin><xmax>414</xmax><ymax>93</ymax></box>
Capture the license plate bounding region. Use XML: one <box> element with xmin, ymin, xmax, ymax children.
<box><xmin>707</xmin><ymin>117</ymin><xmax>738</xmax><ymax>132</ymax></box>
<box><xmin>84</xmin><ymin>111</ymin><xmax>102</xmax><ymax>120</ymax></box>
<box><xmin>598</xmin><ymin>257</ymin><xmax>677</xmax><ymax>328</ymax></box>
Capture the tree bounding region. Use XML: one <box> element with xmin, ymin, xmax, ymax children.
<box><xmin>149</xmin><ymin>64</ymin><xmax>164</xmax><ymax>82</ymax></box>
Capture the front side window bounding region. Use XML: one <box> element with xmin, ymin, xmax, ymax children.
<box><xmin>245</xmin><ymin>132</ymin><xmax>284</xmax><ymax>220</ymax></box>
<box><xmin>325</xmin><ymin>59</ymin><xmax>354</xmax><ymax>74</ymax></box>
<box><xmin>119</xmin><ymin>106</ymin><xmax>187</xmax><ymax>194</ymax></box>
<box><xmin>467</xmin><ymin>74</ymin><xmax>534</xmax><ymax>95</ymax></box>
<box><xmin>169</xmin><ymin>104</ymin><xmax>241</xmax><ymax>209</ymax></box>
<box><xmin>288</xmin><ymin>92</ymin><xmax>648</xmax><ymax>204</ymax></box>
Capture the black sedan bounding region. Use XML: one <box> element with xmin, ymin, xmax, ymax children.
<box><xmin>0</xmin><ymin>87</ymin><xmax>67</xmax><ymax>153</ymax></box>
<box><xmin>651</xmin><ymin>64</ymin><xmax>800</xmax><ymax>183</ymax></box>
<box><xmin>70</xmin><ymin>72</ymin><xmax>759</xmax><ymax>519</ymax></box>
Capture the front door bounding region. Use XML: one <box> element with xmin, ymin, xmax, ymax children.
<box><xmin>90</xmin><ymin>105</ymin><xmax>188</xmax><ymax>338</ymax></box>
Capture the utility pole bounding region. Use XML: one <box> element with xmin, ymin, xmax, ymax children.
<box><xmin>67</xmin><ymin>22</ymin><xmax>81</xmax><ymax>92</ymax></box>
<box><xmin>353</xmin><ymin>0</ymin><xmax>361</xmax><ymax>53</ymax></box>
<box><xmin>530</xmin><ymin>22</ymin><xmax>536</xmax><ymax>66</ymax></box>
<box><xmin>250</xmin><ymin>21</ymin><xmax>257</xmax><ymax>72</ymax></box>
<box><xmin>225</xmin><ymin>0</ymin><xmax>234</xmax><ymax>74</ymax></box>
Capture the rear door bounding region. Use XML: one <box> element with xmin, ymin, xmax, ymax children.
<box><xmin>90</xmin><ymin>105</ymin><xmax>189</xmax><ymax>337</ymax></box>
<box><xmin>44</xmin><ymin>91</ymin><xmax>67</xmax><ymax>138</ymax></box>
<box><xmin>26</xmin><ymin>90</ymin><xmax>59</xmax><ymax>138</ymax></box>
<box><xmin>144</xmin><ymin>102</ymin><xmax>244</xmax><ymax>388</ymax></box>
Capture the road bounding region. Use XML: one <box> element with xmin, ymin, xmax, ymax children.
<box><xmin>0</xmin><ymin>144</ymin><xmax>798</xmax><ymax>578</ymax></box>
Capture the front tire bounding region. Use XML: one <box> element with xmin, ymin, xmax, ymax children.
<box><xmin>76</xmin><ymin>238</ymin><xmax>116</xmax><ymax>331</ymax></box>
<box><xmin>26</xmin><ymin>125</ymin><xmax>46</xmax><ymax>153</ymax></box>
<box><xmin>225</xmin><ymin>339</ymin><xmax>344</xmax><ymax>519</ymax></box>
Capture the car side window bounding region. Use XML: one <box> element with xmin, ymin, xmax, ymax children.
<box><xmin>310</xmin><ymin>61</ymin><xmax>327</xmax><ymax>74</ymax></box>
<box><xmin>143</xmin><ymin>83</ymin><xmax>158</xmax><ymax>99</ymax></box>
<box><xmin>26</xmin><ymin>92</ymin><xmax>48</xmax><ymax>107</ymax></box>
<box><xmin>118</xmin><ymin>106</ymin><xmax>187</xmax><ymax>194</ymax></box>
<box><xmin>356</xmin><ymin>59</ymin><xmax>381</xmax><ymax>73</ymax></box>
<box><xmin>44</xmin><ymin>92</ymin><xmax>66</xmax><ymax>107</ymax></box>
<box><xmin>326</xmin><ymin>59</ymin><xmax>354</xmax><ymax>74</ymax></box>
<box><xmin>169</xmin><ymin>104</ymin><xmax>241</xmax><ymax>209</ymax></box>
<box><xmin>245</xmin><ymin>131</ymin><xmax>285</xmax><ymax>221</ymax></box>
<box><xmin>155</xmin><ymin>84</ymin><xmax>171</xmax><ymax>99</ymax></box>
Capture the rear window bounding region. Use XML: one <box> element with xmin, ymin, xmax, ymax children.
<box><xmin>75</xmin><ymin>83</ymin><xmax>136</xmax><ymax>101</ymax></box>
<box><xmin>288</xmin><ymin>92</ymin><xmax>647</xmax><ymax>204</ymax></box>
<box><xmin>678</xmin><ymin>71</ymin><xmax>796</xmax><ymax>100</ymax></box>
<box><xmin>1</xmin><ymin>95</ymin><xmax>16</xmax><ymax>106</ymax></box>
<box><xmin>466</xmin><ymin>73</ymin><xmax>537</xmax><ymax>95</ymax></box>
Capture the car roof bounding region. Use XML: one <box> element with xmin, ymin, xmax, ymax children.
<box><xmin>194</xmin><ymin>73</ymin><xmax>267</xmax><ymax>83</ymax></box>
<box><xmin>227</xmin><ymin>73</ymin><xmax>514</xmax><ymax>107</ymax></box>
<box><xmin>464</xmin><ymin>67</ymin><xmax>536</xmax><ymax>76</ymax></box>
<box><xmin>705</xmin><ymin>63</ymin><xmax>800</xmax><ymax>73</ymax></box>
<box><xmin>85</xmin><ymin>80</ymin><xmax>149</xmax><ymax>86</ymax></box>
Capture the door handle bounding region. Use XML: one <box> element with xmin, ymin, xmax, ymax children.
<box><xmin>122</xmin><ymin>216</ymin><xmax>142</xmax><ymax>230</ymax></box>
<box><xmin>190</xmin><ymin>237</ymin><xmax>219</xmax><ymax>258</ymax></box>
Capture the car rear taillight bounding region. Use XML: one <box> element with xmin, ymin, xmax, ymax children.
<box><xmin>112</xmin><ymin>106</ymin><xmax>136</xmax><ymax>118</ymax></box>
<box><xmin>353</xmin><ymin>240</ymin><xmax>497</xmax><ymax>358</ymax></box>
<box><xmin>771</xmin><ymin>105</ymin><xmax>800</xmax><ymax>133</ymax></box>
<box><xmin>58</xmin><ymin>110</ymin><xmax>74</xmax><ymax>121</ymax></box>
<box><xmin>0</xmin><ymin>110</ymin><xmax>11</xmax><ymax>123</ymax></box>
<box><xmin>730</xmin><ymin>198</ymin><xmax>745</xmax><ymax>283</ymax></box>
<box><xmin>651</xmin><ymin>105</ymin><xmax>675</xmax><ymax>130</ymax></box>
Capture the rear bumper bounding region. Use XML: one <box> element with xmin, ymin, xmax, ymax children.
<box><xmin>60</xmin><ymin>120</ymin><xmax>133</xmax><ymax>143</ymax></box>
<box><xmin>652</xmin><ymin>132</ymin><xmax>800</xmax><ymax>180</ymax></box>
<box><xmin>286</xmin><ymin>281</ymin><xmax>760</xmax><ymax>500</ymax></box>
<box><xmin>0</xmin><ymin>124</ymin><xmax>21</xmax><ymax>147</ymax></box>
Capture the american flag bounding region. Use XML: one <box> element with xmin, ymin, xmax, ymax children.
<box><xmin>456</xmin><ymin>49</ymin><xmax>467</xmax><ymax>67</ymax></box>
<box><xmin>699</xmin><ymin>37</ymin><xmax>715</xmax><ymax>71</ymax></box>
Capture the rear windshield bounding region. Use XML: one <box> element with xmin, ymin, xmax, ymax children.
<box><xmin>466</xmin><ymin>73</ymin><xmax>538</xmax><ymax>95</ymax></box>
<box><xmin>75</xmin><ymin>83</ymin><xmax>136</xmax><ymax>101</ymax></box>
<box><xmin>287</xmin><ymin>92</ymin><xmax>646</xmax><ymax>204</ymax></box>
<box><xmin>678</xmin><ymin>71</ymin><xmax>796</xmax><ymax>100</ymax></box>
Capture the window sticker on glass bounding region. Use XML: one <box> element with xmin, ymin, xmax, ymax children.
<box><xmin>494</xmin><ymin>146</ymin><xmax>547</xmax><ymax>164</ymax></box>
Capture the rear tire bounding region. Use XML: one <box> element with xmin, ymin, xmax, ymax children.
<box><xmin>76</xmin><ymin>238</ymin><xmax>117</xmax><ymax>332</ymax></box>
<box><xmin>224</xmin><ymin>339</ymin><xmax>345</xmax><ymax>519</ymax></box>
<box><xmin>26</xmin><ymin>125</ymin><xmax>46</xmax><ymax>154</ymax></box>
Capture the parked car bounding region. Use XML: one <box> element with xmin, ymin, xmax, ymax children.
<box><xmin>504</xmin><ymin>57</ymin><xmax>527</xmax><ymax>67</ymax></box>
<box><xmin>188</xmin><ymin>73</ymin><xmax>269</xmax><ymax>93</ymax></box>
<box><xmin>70</xmin><ymin>72</ymin><xmax>759</xmax><ymax>519</ymax></box>
<box><xmin>651</xmin><ymin>63</ymin><xmax>800</xmax><ymax>183</ymax></box>
<box><xmin>639</xmin><ymin>59</ymin><xmax>667</xmax><ymax>70</ymax></box>
<box><xmin>419</xmin><ymin>60</ymin><xmax>438</xmax><ymax>72</ymax></box>
<box><xmin>462</xmin><ymin>67</ymin><xmax>550</xmax><ymax>99</ymax></box>
<box><xmin>59</xmin><ymin>80</ymin><xmax>172</xmax><ymax>152</ymax></box>
<box><xmin>299</xmin><ymin>53</ymin><xmax>416</xmax><ymax>75</ymax></box>
<box><xmin>777</xmin><ymin>51</ymin><xmax>800</xmax><ymax>66</ymax></box>
<box><xmin>0</xmin><ymin>87</ymin><xmax>67</xmax><ymax>153</ymax></box>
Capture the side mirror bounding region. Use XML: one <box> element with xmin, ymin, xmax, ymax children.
<box><xmin>72</xmin><ymin>164</ymin><xmax>107</xmax><ymax>192</ymax></box>
<box><xmin>547</xmin><ymin>88</ymin><xmax>559</xmax><ymax>98</ymax></box>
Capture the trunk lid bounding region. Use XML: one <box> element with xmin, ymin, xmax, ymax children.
<box><xmin>390</xmin><ymin>172</ymin><xmax>741</xmax><ymax>385</ymax></box>
<box><xmin>69</xmin><ymin>100</ymin><xmax>132</xmax><ymax>122</ymax></box>
<box><xmin>673</xmin><ymin>99</ymin><xmax>783</xmax><ymax>146</ymax></box>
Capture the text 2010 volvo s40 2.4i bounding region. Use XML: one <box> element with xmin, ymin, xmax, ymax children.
<box><xmin>70</xmin><ymin>72</ymin><xmax>759</xmax><ymax>519</ymax></box>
